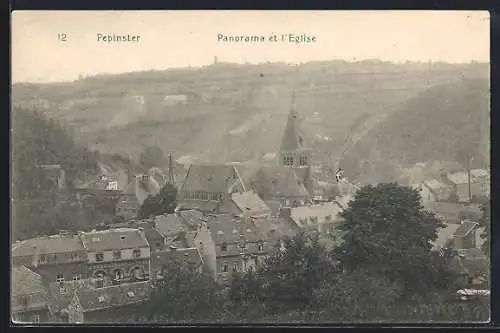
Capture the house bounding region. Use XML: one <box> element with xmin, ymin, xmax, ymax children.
<box><xmin>206</xmin><ymin>214</ymin><xmax>267</xmax><ymax>278</ymax></box>
<box><xmin>154</xmin><ymin>211</ymin><xmax>217</xmax><ymax>278</ymax></box>
<box><xmin>12</xmin><ymin>233</ymin><xmax>88</xmax><ymax>283</ymax></box>
<box><xmin>11</xmin><ymin>266</ymin><xmax>51</xmax><ymax>324</ymax></box>
<box><xmin>177</xmin><ymin>164</ymin><xmax>246</xmax><ymax>214</ymax></box>
<box><xmin>456</xmin><ymin>248</ymin><xmax>489</xmax><ymax>286</ymax></box>
<box><xmin>116</xmin><ymin>171</ymin><xmax>167</xmax><ymax>220</ymax></box>
<box><xmin>80</xmin><ymin>228</ymin><xmax>151</xmax><ymax>288</ymax></box>
<box><xmin>191</xmin><ymin>221</ymin><xmax>217</xmax><ymax>279</ymax></box>
<box><xmin>446</xmin><ymin>169</ymin><xmax>490</xmax><ymax>202</ymax></box>
<box><xmin>287</xmin><ymin>202</ymin><xmax>343</xmax><ymax>235</ymax></box>
<box><xmin>64</xmin><ymin>281</ymin><xmax>151</xmax><ymax>323</ymax></box>
<box><xmin>151</xmin><ymin>247</ymin><xmax>204</xmax><ymax>281</ymax></box>
<box><xmin>231</xmin><ymin>190</ymin><xmax>272</xmax><ymax>218</ymax></box>
<box><xmin>452</xmin><ymin>221</ymin><xmax>480</xmax><ymax>249</ymax></box>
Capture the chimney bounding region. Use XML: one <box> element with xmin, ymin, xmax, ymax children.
<box><xmin>31</xmin><ymin>246</ymin><xmax>40</xmax><ymax>268</ymax></box>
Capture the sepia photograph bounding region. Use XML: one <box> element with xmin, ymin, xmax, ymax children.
<box><xmin>11</xmin><ymin>10</ymin><xmax>490</xmax><ymax>324</ymax></box>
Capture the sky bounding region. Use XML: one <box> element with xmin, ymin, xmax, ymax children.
<box><xmin>12</xmin><ymin>10</ymin><xmax>490</xmax><ymax>83</ymax></box>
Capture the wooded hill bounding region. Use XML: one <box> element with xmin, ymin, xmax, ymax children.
<box><xmin>340</xmin><ymin>77</ymin><xmax>490</xmax><ymax>184</ymax></box>
<box><xmin>12</xmin><ymin>60</ymin><xmax>489</xmax><ymax>168</ymax></box>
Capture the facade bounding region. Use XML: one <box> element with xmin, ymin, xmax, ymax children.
<box><xmin>80</xmin><ymin>228</ymin><xmax>151</xmax><ymax>288</ymax></box>
<box><xmin>12</xmin><ymin>266</ymin><xmax>51</xmax><ymax>323</ymax></box>
<box><xmin>412</xmin><ymin>179</ymin><xmax>454</xmax><ymax>203</ymax></box>
<box><xmin>206</xmin><ymin>214</ymin><xmax>268</xmax><ymax>279</ymax></box>
<box><xmin>177</xmin><ymin>164</ymin><xmax>246</xmax><ymax>213</ymax></box>
<box><xmin>116</xmin><ymin>170</ymin><xmax>167</xmax><ymax>220</ymax></box>
<box><xmin>287</xmin><ymin>202</ymin><xmax>343</xmax><ymax>235</ymax></box>
<box><xmin>151</xmin><ymin>247</ymin><xmax>204</xmax><ymax>281</ymax></box>
<box><xmin>64</xmin><ymin>281</ymin><xmax>151</xmax><ymax>323</ymax></box>
<box><xmin>12</xmin><ymin>234</ymin><xmax>89</xmax><ymax>283</ymax></box>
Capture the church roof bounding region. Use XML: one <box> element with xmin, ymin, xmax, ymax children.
<box><xmin>180</xmin><ymin>164</ymin><xmax>239</xmax><ymax>194</ymax></box>
<box><xmin>279</xmin><ymin>96</ymin><xmax>305</xmax><ymax>152</ymax></box>
<box><xmin>252</xmin><ymin>166</ymin><xmax>311</xmax><ymax>199</ymax></box>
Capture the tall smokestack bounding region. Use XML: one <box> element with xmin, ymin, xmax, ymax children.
<box><xmin>31</xmin><ymin>246</ymin><xmax>40</xmax><ymax>268</ymax></box>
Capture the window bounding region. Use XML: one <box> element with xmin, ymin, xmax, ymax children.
<box><xmin>31</xmin><ymin>314</ymin><xmax>40</xmax><ymax>323</ymax></box>
<box><xmin>221</xmin><ymin>243</ymin><xmax>227</xmax><ymax>252</ymax></box>
<box><xmin>95</xmin><ymin>253</ymin><xmax>104</xmax><ymax>262</ymax></box>
<box><xmin>284</xmin><ymin>156</ymin><xmax>294</xmax><ymax>166</ymax></box>
<box><xmin>299</xmin><ymin>156</ymin><xmax>308</xmax><ymax>166</ymax></box>
<box><xmin>72</xmin><ymin>274</ymin><xmax>81</xmax><ymax>281</ymax></box>
<box><xmin>222</xmin><ymin>264</ymin><xmax>228</xmax><ymax>273</ymax></box>
<box><xmin>113</xmin><ymin>251</ymin><xmax>122</xmax><ymax>260</ymax></box>
<box><xmin>233</xmin><ymin>264</ymin><xmax>238</xmax><ymax>272</ymax></box>
<box><xmin>127</xmin><ymin>291</ymin><xmax>135</xmax><ymax>297</ymax></box>
<box><xmin>258</xmin><ymin>243</ymin><xmax>264</xmax><ymax>251</ymax></box>
<box><xmin>133</xmin><ymin>249</ymin><xmax>141</xmax><ymax>258</ymax></box>
<box><xmin>56</xmin><ymin>274</ymin><xmax>64</xmax><ymax>283</ymax></box>
<box><xmin>113</xmin><ymin>270</ymin><xmax>124</xmax><ymax>281</ymax></box>
<box><xmin>98</xmin><ymin>295</ymin><xmax>106</xmax><ymax>303</ymax></box>
<box><xmin>96</xmin><ymin>279</ymin><xmax>104</xmax><ymax>289</ymax></box>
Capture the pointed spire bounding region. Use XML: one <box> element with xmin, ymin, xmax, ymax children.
<box><xmin>168</xmin><ymin>152</ymin><xmax>175</xmax><ymax>185</ymax></box>
<box><xmin>280</xmin><ymin>89</ymin><xmax>302</xmax><ymax>152</ymax></box>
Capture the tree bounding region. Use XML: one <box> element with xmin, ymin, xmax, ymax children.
<box><xmin>240</xmin><ymin>232</ymin><xmax>337</xmax><ymax>314</ymax></box>
<box><xmin>138</xmin><ymin>183</ymin><xmax>177</xmax><ymax>218</ymax></box>
<box><xmin>148</xmin><ymin>261</ymin><xmax>224</xmax><ymax>323</ymax></box>
<box><xmin>335</xmin><ymin>182</ymin><xmax>445</xmax><ymax>294</ymax></box>
<box><xmin>478</xmin><ymin>198</ymin><xmax>490</xmax><ymax>256</ymax></box>
<box><xmin>139</xmin><ymin>145</ymin><xmax>165</xmax><ymax>170</ymax></box>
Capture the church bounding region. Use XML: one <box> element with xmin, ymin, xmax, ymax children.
<box><xmin>176</xmin><ymin>92</ymin><xmax>320</xmax><ymax>216</ymax></box>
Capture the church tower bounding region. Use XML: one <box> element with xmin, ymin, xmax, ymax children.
<box><xmin>278</xmin><ymin>91</ymin><xmax>312</xmax><ymax>169</ymax></box>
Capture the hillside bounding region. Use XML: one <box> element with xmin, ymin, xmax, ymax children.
<box><xmin>12</xmin><ymin>107</ymin><xmax>101</xmax><ymax>240</ymax></box>
<box><xmin>12</xmin><ymin>60</ymin><xmax>489</xmax><ymax>167</ymax></box>
<box><xmin>340</xmin><ymin>77</ymin><xmax>490</xmax><ymax>184</ymax></box>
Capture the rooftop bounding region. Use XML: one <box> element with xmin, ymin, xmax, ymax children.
<box><xmin>80</xmin><ymin>228</ymin><xmax>149</xmax><ymax>252</ymax></box>
<box><xmin>231</xmin><ymin>191</ymin><xmax>271</xmax><ymax>216</ymax></box>
<box><xmin>455</xmin><ymin>221</ymin><xmax>479</xmax><ymax>238</ymax></box>
<box><xmin>290</xmin><ymin>202</ymin><xmax>343</xmax><ymax>228</ymax></box>
<box><xmin>12</xmin><ymin>234</ymin><xmax>85</xmax><ymax>257</ymax></box>
<box><xmin>12</xmin><ymin>266</ymin><xmax>46</xmax><ymax>297</ymax></box>
<box><xmin>432</xmin><ymin>223</ymin><xmax>460</xmax><ymax>251</ymax></box>
<box><xmin>152</xmin><ymin>248</ymin><xmax>203</xmax><ymax>271</ymax></box>
<box><xmin>180</xmin><ymin>164</ymin><xmax>240</xmax><ymax>194</ymax></box>
<box><xmin>77</xmin><ymin>281</ymin><xmax>151</xmax><ymax>312</ymax></box>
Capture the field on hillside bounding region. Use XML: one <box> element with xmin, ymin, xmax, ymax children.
<box><xmin>12</xmin><ymin>60</ymin><xmax>489</xmax><ymax>171</ymax></box>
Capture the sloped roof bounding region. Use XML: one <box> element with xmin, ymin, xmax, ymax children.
<box><xmin>81</xmin><ymin>228</ymin><xmax>149</xmax><ymax>251</ymax></box>
<box><xmin>290</xmin><ymin>202</ymin><xmax>343</xmax><ymax>228</ymax></box>
<box><xmin>253</xmin><ymin>166</ymin><xmax>310</xmax><ymax>199</ymax></box>
<box><xmin>12</xmin><ymin>266</ymin><xmax>46</xmax><ymax>297</ymax></box>
<box><xmin>455</xmin><ymin>221</ymin><xmax>479</xmax><ymax>238</ymax></box>
<box><xmin>180</xmin><ymin>164</ymin><xmax>239</xmax><ymax>193</ymax></box>
<box><xmin>77</xmin><ymin>281</ymin><xmax>151</xmax><ymax>312</ymax></box>
<box><xmin>177</xmin><ymin>200</ymin><xmax>221</xmax><ymax>213</ymax></box>
<box><xmin>122</xmin><ymin>179</ymin><xmax>151</xmax><ymax>205</ymax></box>
<box><xmin>12</xmin><ymin>234</ymin><xmax>85</xmax><ymax>257</ymax></box>
<box><xmin>423</xmin><ymin>179</ymin><xmax>454</xmax><ymax>198</ymax></box>
<box><xmin>206</xmin><ymin>214</ymin><xmax>263</xmax><ymax>245</ymax></box>
<box><xmin>178</xmin><ymin>210</ymin><xmax>204</xmax><ymax>229</ymax></box>
<box><xmin>432</xmin><ymin>223</ymin><xmax>461</xmax><ymax>250</ymax></box>
<box><xmin>280</xmin><ymin>103</ymin><xmax>305</xmax><ymax>152</ymax></box>
<box><xmin>152</xmin><ymin>248</ymin><xmax>203</xmax><ymax>271</ymax></box>
<box><xmin>231</xmin><ymin>191</ymin><xmax>271</xmax><ymax>216</ymax></box>
<box><xmin>470</xmin><ymin>169</ymin><xmax>490</xmax><ymax>179</ymax></box>
<box><xmin>155</xmin><ymin>214</ymin><xmax>189</xmax><ymax>238</ymax></box>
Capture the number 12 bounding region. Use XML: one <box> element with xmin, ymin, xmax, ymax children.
<box><xmin>58</xmin><ymin>33</ymin><xmax>68</xmax><ymax>42</ymax></box>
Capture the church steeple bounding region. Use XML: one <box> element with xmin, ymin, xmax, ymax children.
<box><xmin>280</xmin><ymin>91</ymin><xmax>303</xmax><ymax>152</ymax></box>
<box><xmin>278</xmin><ymin>90</ymin><xmax>311</xmax><ymax>168</ymax></box>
